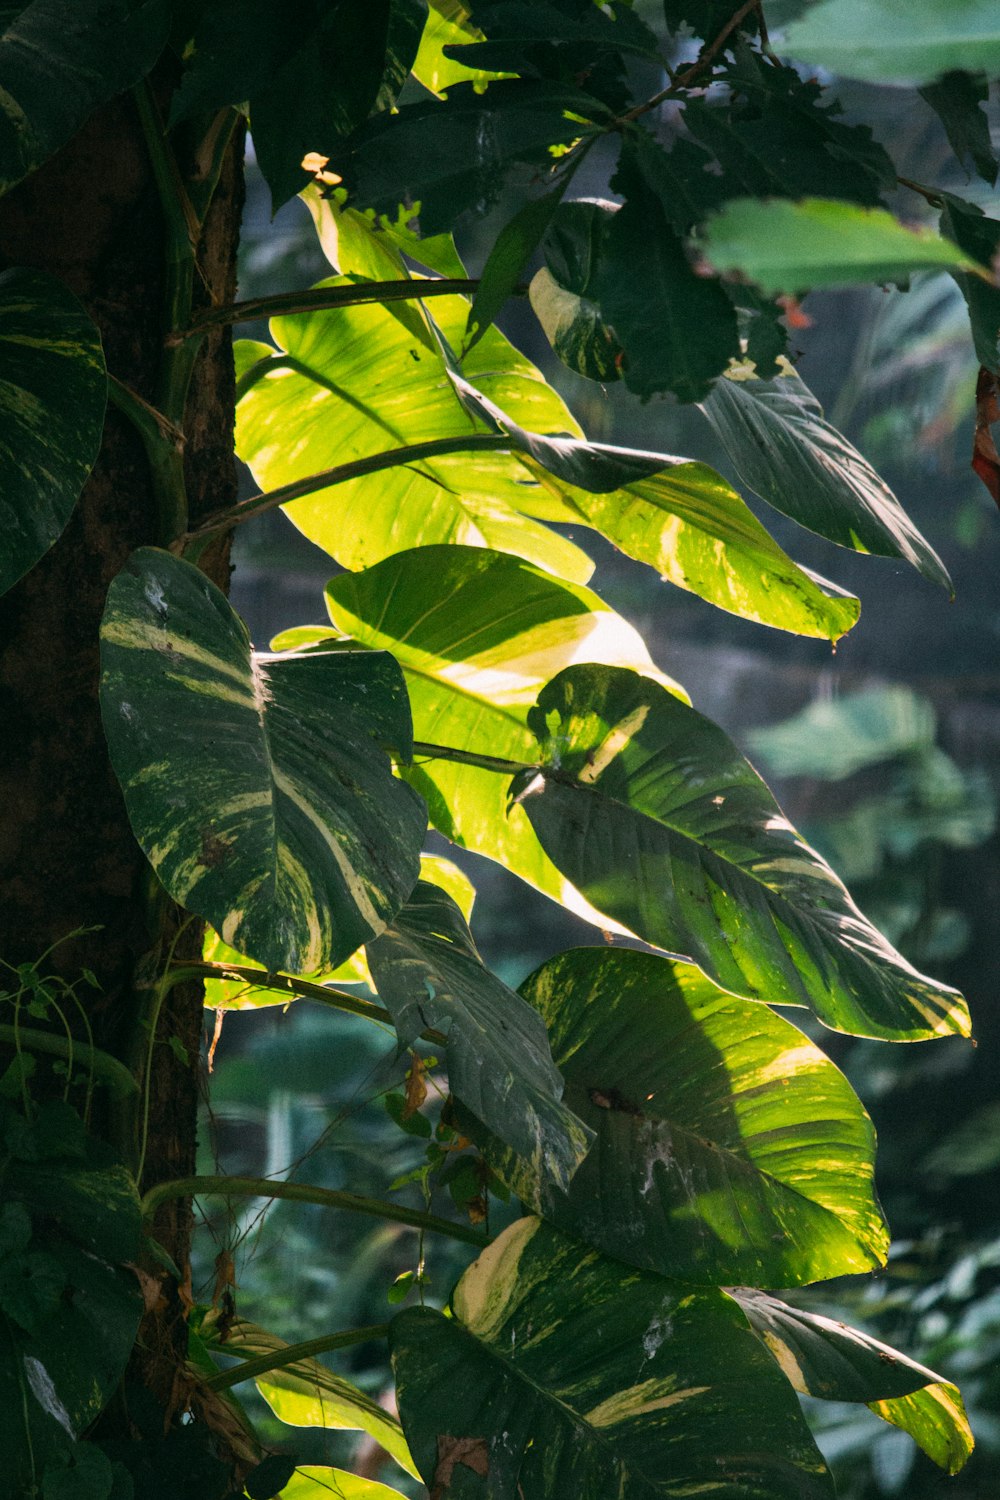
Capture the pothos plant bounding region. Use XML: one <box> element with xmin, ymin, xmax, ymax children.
<box><xmin>0</xmin><ymin>1</ymin><xmax>997</xmax><ymax>1497</ymax></box>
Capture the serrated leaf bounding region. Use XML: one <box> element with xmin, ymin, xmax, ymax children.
<box><xmin>518</xmin><ymin>663</ymin><xmax>970</xmax><ymax>1041</ymax></box>
<box><xmin>391</xmin><ymin>1217</ymin><xmax>834</xmax><ymax>1499</ymax></box>
<box><xmin>462</xmin><ymin>946</ymin><xmax>887</xmax><ymax>1286</ymax></box>
<box><xmin>920</xmin><ymin>70</ymin><xmax>998</xmax><ymax>185</ymax></box>
<box><xmin>323</xmin><ymin>544</ymin><xmax>683</xmax><ymax>924</ymax></box>
<box><xmin>783</xmin><ymin>0</ymin><xmax>1000</xmax><ymax>87</ymax></box>
<box><xmin>0</xmin><ymin>0</ymin><xmax>169</xmax><ymax>196</ymax></box>
<box><xmin>702</xmin><ymin>196</ymin><xmax>988</xmax><ymax>294</ymax></box>
<box><xmin>413</xmin><ymin>1</ymin><xmax>507</xmax><ymax>96</ymax></box>
<box><xmin>368</xmin><ymin>882</ymin><xmax>591</xmax><ymax>1190</ymax></box>
<box><xmin>699</xmin><ymin>365</ymin><xmax>952</xmax><ymax>589</ymax></box>
<box><xmin>100</xmin><ymin>548</ymin><xmax>426</xmax><ymax>974</ymax></box>
<box><xmin>0</xmin><ymin>267</ymin><xmax>107</xmax><ymax>597</ymax></box>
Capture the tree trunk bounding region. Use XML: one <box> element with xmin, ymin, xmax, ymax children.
<box><xmin>0</xmin><ymin>83</ymin><xmax>244</xmax><ymax>1413</ymax></box>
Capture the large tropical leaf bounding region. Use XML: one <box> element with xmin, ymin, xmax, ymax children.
<box><xmin>462</xmin><ymin>946</ymin><xmax>887</xmax><ymax>1286</ymax></box>
<box><xmin>731</xmin><ymin>1290</ymin><xmax>973</xmax><ymax>1473</ymax></box>
<box><xmin>278</xmin><ymin>1470</ymin><xmax>409</xmax><ymax>1499</ymax></box>
<box><xmin>368</xmin><ymin>881</ymin><xmax>591</xmax><ymax>1190</ymax></box>
<box><xmin>391</xmin><ymin>1217</ymin><xmax>834</xmax><ymax>1499</ymax></box>
<box><xmin>0</xmin><ymin>267</ymin><xmax>107</xmax><ymax>597</ymax></box>
<box><xmin>782</xmin><ymin>0</ymin><xmax>1000</xmax><ymax>87</ymax></box>
<box><xmin>321</xmin><ymin>544</ymin><xmax>682</xmax><ymax>922</ymax></box>
<box><xmin>702</xmin><ymin>197</ymin><xmax>985</xmax><ymax>295</ymax></box>
<box><xmin>206</xmin><ymin>1319</ymin><xmax>418</xmax><ymax>1478</ymax></box>
<box><xmin>700</xmin><ymin>365</ymin><xmax>952</xmax><ymax>589</ymax></box>
<box><xmin>100</xmin><ymin>548</ymin><xmax>426</xmax><ymax>974</ymax></box>
<box><xmin>0</xmin><ymin>0</ymin><xmax>169</xmax><ymax>196</ymax></box>
<box><xmin>517</xmin><ymin>664</ymin><xmax>970</xmax><ymax>1041</ymax></box>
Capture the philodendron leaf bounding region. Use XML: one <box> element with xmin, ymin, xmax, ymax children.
<box><xmin>100</xmin><ymin>548</ymin><xmax>426</xmax><ymax>974</ymax></box>
<box><xmin>782</xmin><ymin>0</ymin><xmax>1000</xmax><ymax>87</ymax></box>
<box><xmin>206</xmin><ymin>1318</ymin><xmax>418</xmax><ymax>1478</ymax></box>
<box><xmin>700</xmin><ymin>365</ymin><xmax>952</xmax><ymax>590</ymax></box>
<box><xmin>278</xmin><ymin>1470</ymin><xmax>409</xmax><ymax>1499</ymax></box>
<box><xmin>461</xmin><ymin>946</ymin><xmax>887</xmax><ymax>1286</ymax></box>
<box><xmin>518</xmin><ymin>664</ymin><xmax>970</xmax><ymax>1041</ymax></box>
<box><xmin>323</xmin><ymin>544</ymin><xmax>683</xmax><ymax>924</ymax></box>
<box><xmin>368</xmin><ymin>882</ymin><xmax>592</xmax><ymax>1191</ymax></box>
<box><xmin>730</xmin><ymin>1290</ymin><xmax>973</xmax><ymax>1474</ymax></box>
<box><xmin>0</xmin><ymin>267</ymin><xmax>107</xmax><ymax>597</ymax></box>
<box><xmin>0</xmin><ymin>0</ymin><xmax>169</xmax><ymax>196</ymax></box>
<box><xmin>391</xmin><ymin>1217</ymin><xmax>834</xmax><ymax>1499</ymax></box>
<box><xmin>702</xmin><ymin>197</ymin><xmax>987</xmax><ymax>295</ymax></box>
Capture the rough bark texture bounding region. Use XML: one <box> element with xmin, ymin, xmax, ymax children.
<box><xmin>0</xmin><ymin>85</ymin><xmax>244</xmax><ymax>1415</ymax></box>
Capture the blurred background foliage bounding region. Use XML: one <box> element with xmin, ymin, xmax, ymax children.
<box><xmin>195</xmin><ymin>45</ymin><xmax>1000</xmax><ymax>1497</ymax></box>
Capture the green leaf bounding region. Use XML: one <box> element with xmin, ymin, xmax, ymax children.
<box><xmin>41</xmin><ymin>1443</ymin><xmax>114</xmax><ymax>1500</ymax></box>
<box><xmin>278</xmin><ymin>1469</ymin><xmax>409</xmax><ymax>1499</ymax></box>
<box><xmin>920</xmin><ymin>71</ymin><xmax>998</xmax><ymax>185</ymax></box>
<box><xmin>337</xmin><ymin>78</ymin><xmax>606</xmax><ymax>235</ymax></box>
<box><xmin>234</xmin><ymin>282</ymin><xmax>597</xmax><ymax>584</ymax></box>
<box><xmin>940</xmin><ymin>196</ymin><xmax>1000</xmax><ymax>373</ymax></box>
<box><xmin>0</xmin><ymin>0</ymin><xmax>169</xmax><ymax>197</ymax></box>
<box><xmin>518</xmin><ymin>663</ymin><xmax>971</xmax><ymax>1041</ymax></box>
<box><xmin>0</xmin><ymin>267</ymin><xmax>107</xmax><ymax>597</ymax></box>
<box><xmin>599</xmin><ymin>144</ymin><xmax>740</xmax><ymax>401</ymax></box>
<box><xmin>391</xmin><ymin>1217</ymin><xmax>834</xmax><ymax>1499</ymax></box>
<box><xmin>699</xmin><ymin>364</ymin><xmax>952</xmax><ymax>589</ymax></box>
<box><xmin>783</xmin><ymin>0</ymin><xmax>1000</xmax><ymax>87</ymax></box>
<box><xmin>747</xmin><ymin>688</ymin><xmax>937</xmax><ymax>781</ymax></box>
<box><xmin>463</xmin><ymin>946</ymin><xmax>887</xmax><ymax>1286</ymax></box>
<box><xmin>412</xmin><ymin>1</ymin><xmax>507</xmax><ymax>96</ymax></box>
<box><xmin>702</xmin><ymin>197</ymin><xmax>988</xmax><ymax>294</ymax></box>
<box><xmin>172</xmin><ymin>0</ymin><xmax>423</xmax><ymax>209</ymax></box>
<box><xmin>529</xmin><ymin>265</ymin><xmax>623</xmax><ymax>381</ymax></box>
<box><xmin>100</xmin><ymin>547</ymin><xmax>426</xmax><ymax>974</ymax></box>
<box><xmin>367</xmin><ymin>881</ymin><xmax>592</xmax><ymax>1190</ymax></box>
<box><xmin>214</xmin><ymin>1320</ymin><xmax>418</xmax><ymax>1478</ymax></box>
<box><xmin>730</xmin><ymin>1290</ymin><xmax>973</xmax><ymax>1474</ymax></box>
<box><xmin>465</xmin><ymin>185</ymin><xmax>566</xmax><ymax>350</ymax></box>
<box><xmin>324</xmin><ymin>544</ymin><xmax>683</xmax><ymax>921</ymax></box>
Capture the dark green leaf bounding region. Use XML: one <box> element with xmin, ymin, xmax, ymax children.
<box><xmin>100</xmin><ymin>547</ymin><xmax>426</xmax><ymax>973</ymax></box>
<box><xmin>41</xmin><ymin>1443</ymin><xmax>115</xmax><ymax>1500</ymax></box>
<box><xmin>920</xmin><ymin>71</ymin><xmax>998</xmax><ymax>185</ymax></box>
<box><xmin>244</xmin><ymin>1454</ymin><xmax>298</xmax><ymax>1500</ymax></box>
<box><xmin>465</xmin><ymin>185</ymin><xmax>566</xmax><ymax>350</ymax></box>
<box><xmin>783</xmin><ymin>0</ymin><xmax>1000</xmax><ymax>87</ymax></box>
<box><xmin>337</xmin><ymin>79</ymin><xmax>606</xmax><ymax>235</ymax></box>
<box><xmin>519</xmin><ymin>663</ymin><xmax>971</xmax><ymax>1040</ymax></box>
<box><xmin>599</xmin><ymin>143</ymin><xmax>740</xmax><ymax>401</ymax></box>
<box><xmin>391</xmin><ymin>1217</ymin><xmax>834</xmax><ymax>1499</ymax></box>
<box><xmin>699</xmin><ymin>366</ymin><xmax>952</xmax><ymax>589</ymax></box>
<box><xmin>662</xmin><ymin>0</ymin><xmax>760</xmax><ymax>41</ymax></box>
<box><xmin>940</xmin><ymin>195</ymin><xmax>1000</xmax><ymax>373</ymax></box>
<box><xmin>463</xmin><ymin>946</ymin><xmax>888</xmax><ymax>1286</ymax></box>
<box><xmin>0</xmin><ymin>267</ymin><xmax>107</xmax><ymax>597</ymax></box>
<box><xmin>368</xmin><ymin>881</ymin><xmax>591</xmax><ymax>1190</ymax></box>
<box><xmin>0</xmin><ymin>0</ymin><xmax>169</xmax><ymax>196</ymax></box>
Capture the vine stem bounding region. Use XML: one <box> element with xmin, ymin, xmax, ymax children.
<box><xmin>176</xmin><ymin>433</ymin><xmax>513</xmax><ymax>552</ymax></box>
<box><xmin>202</xmin><ymin>1325</ymin><xmax>390</xmax><ymax>1392</ymax></box>
<box><xmin>140</xmin><ymin>1176</ymin><xmax>488</xmax><ymax>1247</ymax></box>
<box><xmin>0</xmin><ymin>1024</ymin><xmax>138</xmax><ymax>1097</ymax></box>
<box><xmin>181</xmin><ymin>278</ymin><xmax>488</xmax><ymax>336</ymax></box>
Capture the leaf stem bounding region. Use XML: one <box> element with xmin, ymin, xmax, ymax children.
<box><xmin>0</xmin><ymin>1023</ymin><xmax>138</xmax><ymax>1096</ymax></box>
<box><xmin>181</xmin><ymin>278</ymin><xmax>488</xmax><ymax>337</ymax></box>
<box><xmin>140</xmin><ymin>1175</ymin><xmax>489</xmax><ymax>1246</ymax></box>
<box><xmin>411</xmin><ymin>741</ymin><xmax>538</xmax><ymax>776</ymax></box>
<box><xmin>202</xmin><ymin>1325</ymin><xmax>390</xmax><ymax>1391</ymax></box>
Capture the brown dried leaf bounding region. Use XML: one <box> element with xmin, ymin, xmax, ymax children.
<box><xmin>403</xmin><ymin>1050</ymin><xmax>428</xmax><ymax>1121</ymax></box>
<box><xmin>430</xmin><ymin>1434</ymin><xmax>490</xmax><ymax>1498</ymax></box>
<box><xmin>972</xmin><ymin>365</ymin><xmax>1000</xmax><ymax>506</ymax></box>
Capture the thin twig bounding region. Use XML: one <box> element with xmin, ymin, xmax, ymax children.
<box><xmin>622</xmin><ymin>0</ymin><xmax>761</xmax><ymax>122</ymax></box>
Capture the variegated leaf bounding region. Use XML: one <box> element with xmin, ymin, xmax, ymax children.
<box><xmin>100</xmin><ymin>548</ymin><xmax>426</xmax><ymax>973</ymax></box>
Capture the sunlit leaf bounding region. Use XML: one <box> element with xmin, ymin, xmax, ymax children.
<box><xmin>368</xmin><ymin>882</ymin><xmax>591</xmax><ymax>1190</ymax></box>
<box><xmin>278</xmin><ymin>1469</ymin><xmax>409</xmax><ymax>1499</ymax></box>
<box><xmin>391</xmin><ymin>1217</ymin><xmax>834</xmax><ymax>1499</ymax></box>
<box><xmin>100</xmin><ymin>548</ymin><xmax>426</xmax><ymax>974</ymax></box>
<box><xmin>463</xmin><ymin>946</ymin><xmax>887</xmax><ymax>1285</ymax></box>
<box><xmin>869</xmin><ymin>1383</ymin><xmax>974</xmax><ymax>1474</ymax></box>
<box><xmin>518</xmin><ymin>663</ymin><xmax>971</xmax><ymax>1040</ymax></box>
<box><xmin>0</xmin><ymin>268</ymin><xmax>106</xmax><ymax>597</ymax></box>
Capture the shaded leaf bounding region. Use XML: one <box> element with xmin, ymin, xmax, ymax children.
<box><xmin>702</xmin><ymin>197</ymin><xmax>986</xmax><ymax>295</ymax></box>
<box><xmin>465</xmin><ymin>185</ymin><xmax>566</xmax><ymax>349</ymax></box>
<box><xmin>323</xmin><ymin>544</ymin><xmax>682</xmax><ymax>922</ymax></box>
<box><xmin>0</xmin><ymin>267</ymin><xmax>107</xmax><ymax>597</ymax></box>
<box><xmin>368</xmin><ymin>881</ymin><xmax>591</xmax><ymax>1190</ymax></box>
<box><xmin>939</xmin><ymin>195</ymin><xmax>1000</xmax><ymax>373</ymax></box>
<box><xmin>920</xmin><ymin>71</ymin><xmax>998</xmax><ymax>185</ymax></box>
<box><xmin>700</xmin><ymin>364</ymin><xmax>952</xmax><ymax>589</ymax></box>
<box><xmin>391</xmin><ymin>1217</ymin><xmax>834</xmax><ymax>1499</ymax></box>
<box><xmin>747</xmin><ymin>688</ymin><xmax>937</xmax><ymax>781</ymax></box>
<box><xmin>529</xmin><ymin>264</ymin><xmax>623</xmax><ymax>380</ymax></box>
<box><xmin>100</xmin><ymin>548</ymin><xmax>426</xmax><ymax>974</ymax></box>
<box><xmin>783</xmin><ymin>0</ymin><xmax>1000</xmax><ymax>87</ymax></box>
<box><xmin>519</xmin><ymin>663</ymin><xmax>970</xmax><ymax>1040</ymax></box>
<box><xmin>0</xmin><ymin>0</ymin><xmax>169</xmax><ymax>196</ymax></box>
<box><xmin>464</xmin><ymin>946</ymin><xmax>887</xmax><ymax>1286</ymax></box>
<box><xmin>973</xmin><ymin>364</ymin><xmax>1000</xmax><ymax>505</ymax></box>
